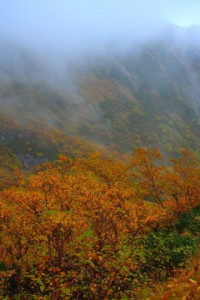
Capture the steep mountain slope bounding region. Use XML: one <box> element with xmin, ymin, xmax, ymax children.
<box><xmin>0</xmin><ymin>24</ymin><xmax>200</xmax><ymax>168</ymax></box>
<box><xmin>76</xmin><ymin>37</ymin><xmax>200</xmax><ymax>155</ymax></box>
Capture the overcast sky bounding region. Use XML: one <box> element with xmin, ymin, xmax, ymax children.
<box><xmin>0</xmin><ymin>0</ymin><xmax>200</xmax><ymax>53</ymax></box>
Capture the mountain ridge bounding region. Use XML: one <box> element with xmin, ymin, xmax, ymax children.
<box><xmin>0</xmin><ymin>23</ymin><xmax>200</xmax><ymax>167</ymax></box>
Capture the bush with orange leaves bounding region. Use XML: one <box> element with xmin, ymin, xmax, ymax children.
<box><xmin>0</xmin><ymin>149</ymin><xmax>199</xmax><ymax>298</ymax></box>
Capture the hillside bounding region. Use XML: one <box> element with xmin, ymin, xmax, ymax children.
<box><xmin>0</xmin><ymin>20</ymin><xmax>200</xmax><ymax>299</ymax></box>
<box><xmin>0</xmin><ymin>24</ymin><xmax>200</xmax><ymax>168</ymax></box>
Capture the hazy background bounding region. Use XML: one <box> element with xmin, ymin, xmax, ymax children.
<box><xmin>0</xmin><ymin>0</ymin><xmax>200</xmax><ymax>160</ymax></box>
<box><xmin>0</xmin><ymin>0</ymin><xmax>200</xmax><ymax>55</ymax></box>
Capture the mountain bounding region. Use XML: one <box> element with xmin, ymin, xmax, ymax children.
<box><xmin>0</xmin><ymin>23</ymin><xmax>200</xmax><ymax>175</ymax></box>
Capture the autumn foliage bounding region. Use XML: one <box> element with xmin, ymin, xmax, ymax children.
<box><xmin>0</xmin><ymin>148</ymin><xmax>200</xmax><ymax>299</ymax></box>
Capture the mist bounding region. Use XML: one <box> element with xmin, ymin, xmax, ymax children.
<box><xmin>0</xmin><ymin>0</ymin><xmax>200</xmax><ymax>157</ymax></box>
<box><xmin>1</xmin><ymin>0</ymin><xmax>200</xmax><ymax>58</ymax></box>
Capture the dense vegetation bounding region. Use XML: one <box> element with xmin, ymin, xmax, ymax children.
<box><xmin>0</xmin><ymin>148</ymin><xmax>200</xmax><ymax>299</ymax></box>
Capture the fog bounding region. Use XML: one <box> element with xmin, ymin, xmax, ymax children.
<box><xmin>1</xmin><ymin>0</ymin><xmax>200</xmax><ymax>57</ymax></box>
<box><xmin>0</xmin><ymin>0</ymin><xmax>200</xmax><ymax>156</ymax></box>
